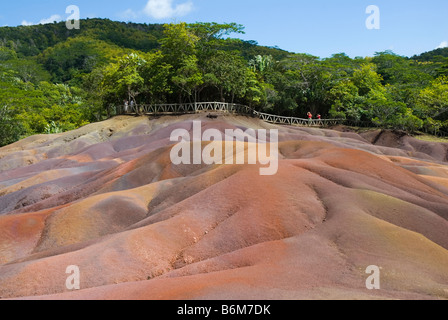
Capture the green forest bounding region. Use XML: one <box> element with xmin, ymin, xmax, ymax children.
<box><xmin>1</xmin><ymin>18</ymin><xmax>448</xmax><ymax>147</ymax></box>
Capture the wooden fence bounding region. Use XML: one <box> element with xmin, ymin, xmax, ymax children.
<box><xmin>124</xmin><ymin>102</ymin><xmax>343</xmax><ymax>127</ymax></box>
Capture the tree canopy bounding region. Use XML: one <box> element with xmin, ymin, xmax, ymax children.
<box><xmin>1</xmin><ymin>19</ymin><xmax>448</xmax><ymax>147</ymax></box>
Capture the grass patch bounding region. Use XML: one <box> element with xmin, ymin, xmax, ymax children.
<box><xmin>413</xmin><ymin>134</ymin><xmax>448</xmax><ymax>143</ymax></box>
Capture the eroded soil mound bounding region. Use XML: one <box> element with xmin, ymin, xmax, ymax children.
<box><xmin>1</xmin><ymin>115</ymin><xmax>447</xmax><ymax>300</ymax></box>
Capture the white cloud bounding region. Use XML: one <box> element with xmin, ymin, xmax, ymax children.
<box><xmin>436</xmin><ymin>41</ymin><xmax>448</xmax><ymax>49</ymax></box>
<box><xmin>119</xmin><ymin>9</ymin><xmax>139</xmax><ymax>20</ymax></box>
<box><xmin>39</xmin><ymin>14</ymin><xmax>62</xmax><ymax>25</ymax></box>
<box><xmin>21</xmin><ymin>14</ymin><xmax>62</xmax><ymax>26</ymax></box>
<box><xmin>143</xmin><ymin>0</ymin><xmax>193</xmax><ymax>19</ymax></box>
<box><xmin>21</xmin><ymin>20</ymin><xmax>34</xmax><ymax>26</ymax></box>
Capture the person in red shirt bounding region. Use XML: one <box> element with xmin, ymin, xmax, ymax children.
<box><xmin>307</xmin><ymin>112</ymin><xmax>313</xmax><ymax>125</ymax></box>
<box><xmin>317</xmin><ymin>114</ymin><xmax>322</xmax><ymax>120</ymax></box>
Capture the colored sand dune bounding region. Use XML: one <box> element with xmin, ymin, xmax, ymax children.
<box><xmin>0</xmin><ymin>114</ymin><xmax>447</xmax><ymax>300</ymax></box>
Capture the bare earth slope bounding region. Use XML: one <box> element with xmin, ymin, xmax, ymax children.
<box><xmin>0</xmin><ymin>114</ymin><xmax>447</xmax><ymax>300</ymax></box>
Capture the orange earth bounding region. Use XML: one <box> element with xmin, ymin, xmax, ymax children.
<box><xmin>0</xmin><ymin>114</ymin><xmax>447</xmax><ymax>300</ymax></box>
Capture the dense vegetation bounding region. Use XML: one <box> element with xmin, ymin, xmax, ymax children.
<box><xmin>1</xmin><ymin>19</ymin><xmax>448</xmax><ymax>147</ymax></box>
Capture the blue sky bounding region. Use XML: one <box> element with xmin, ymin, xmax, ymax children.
<box><xmin>0</xmin><ymin>0</ymin><xmax>447</xmax><ymax>58</ymax></box>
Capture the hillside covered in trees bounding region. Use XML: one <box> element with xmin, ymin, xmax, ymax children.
<box><xmin>1</xmin><ymin>18</ymin><xmax>448</xmax><ymax>147</ymax></box>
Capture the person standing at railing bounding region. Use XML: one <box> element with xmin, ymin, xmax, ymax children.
<box><xmin>317</xmin><ymin>114</ymin><xmax>322</xmax><ymax>121</ymax></box>
<box><xmin>124</xmin><ymin>100</ymin><xmax>129</xmax><ymax>114</ymax></box>
<box><xmin>307</xmin><ymin>112</ymin><xmax>313</xmax><ymax>124</ymax></box>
